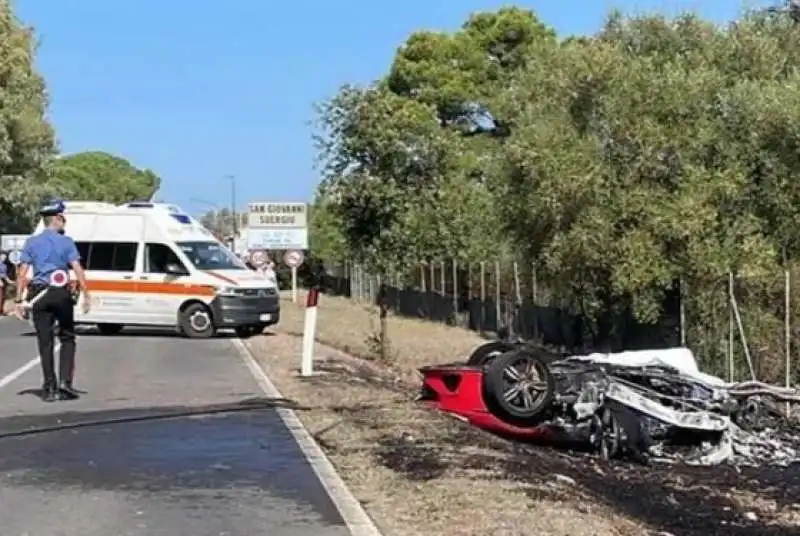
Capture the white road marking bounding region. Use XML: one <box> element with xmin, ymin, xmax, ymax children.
<box><xmin>0</xmin><ymin>343</ymin><xmax>61</xmax><ymax>390</ymax></box>
<box><xmin>0</xmin><ymin>357</ymin><xmax>40</xmax><ymax>389</ymax></box>
<box><xmin>233</xmin><ymin>338</ymin><xmax>383</xmax><ymax>536</ymax></box>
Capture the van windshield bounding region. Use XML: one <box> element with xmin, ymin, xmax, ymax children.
<box><xmin>177</xmin><ymin>241</ymin><xmax>245</xmax><ymax>270</ymax></box>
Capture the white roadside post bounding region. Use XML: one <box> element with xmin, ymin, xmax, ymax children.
<box><xmin>301</xmin><ymin>286</ymin><xmax>320</xmax><ymax>376</ymax></box>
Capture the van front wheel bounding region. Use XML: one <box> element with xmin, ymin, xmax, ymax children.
<box><xmin>179</xmin><ymin>303</ymin><xmax>216</xmax><ymax>339</ymax></box>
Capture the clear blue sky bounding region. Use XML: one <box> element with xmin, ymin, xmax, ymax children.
<box><xmin>16</xmin><ymin>0</ymin><xmax>769</xmax><ymax>216</ymax></box>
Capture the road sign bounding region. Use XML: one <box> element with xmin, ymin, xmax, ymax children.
<box><xmin>246</xmin><ymin>228</ymin><xmax>308</xmax><ymax>250</ymax></box>
<box><xmin>250</xmin><ymin>249</ymin><xmax>268</xmax><ymax>267</ymax></box>
<box><xmin>247</xmin><ymin>202</ymin><xmax>307</xmax><ymax>229</ymax></box>
<box><xmin>283</xmin><ymin>250</ymin><xmax>305</xmax><ymax>268</ymax></box>
<box><xmin>7</xmin><ymin>250</ymin><xmax>20</xmax><ymax>264</ymax></box>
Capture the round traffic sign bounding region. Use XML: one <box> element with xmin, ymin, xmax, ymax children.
<box><xmin>7</xmin><ymin>250</ymin><xmax>20</xmax><ymax>265</ymax></box>
<box><xmin>250</xmin><ymin>249</ymin><xmax>268</xmax><ymax>267</ymax></box>
<box><xmin>283</xmin><ymin>250</ymin><xmax>305</xmax><ymax>268</ymax></box>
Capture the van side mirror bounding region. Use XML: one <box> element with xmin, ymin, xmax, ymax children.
<box><xmin>165</xmin><ymin>263</ymin><xmax>188</xmax><ymax>275</ymax></box>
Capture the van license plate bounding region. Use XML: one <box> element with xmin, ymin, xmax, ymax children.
<box><xmin>259</xmin><ymin>314</ymin><xmax>271</xmax><ymax>321</ymax></box>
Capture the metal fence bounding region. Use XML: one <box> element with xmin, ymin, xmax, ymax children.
<box><xmin>320</xmin><ymin>259</ymin><xmax>798</xmax><ymax>387</ymax></box>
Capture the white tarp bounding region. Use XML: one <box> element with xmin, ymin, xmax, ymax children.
<box><xmin>572</xmin><ymin>347</ymin><xmax>728</xmax><ymax>387</ymax></box>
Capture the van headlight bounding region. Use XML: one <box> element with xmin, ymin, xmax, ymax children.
<box><xmin>215</xmin><ymin>286</ymin><xmax>242</xmax><ymax>297</ymax></box>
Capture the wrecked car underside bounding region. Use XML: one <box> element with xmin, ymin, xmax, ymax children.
<box><xmin>443</xmin><ymin>346</ymin><xmax>800</xmax><ymax>466</ymax></box>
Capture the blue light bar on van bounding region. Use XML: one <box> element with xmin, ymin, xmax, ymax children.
<box><xmin>126</xmin><ymin>202</ymin><xmax>154</xmax><ymax>208</ymax></box>
<box><xmin>170</xmin><ymin>214</ymin><xmax>192</xmax><ymax>224</ymax></box>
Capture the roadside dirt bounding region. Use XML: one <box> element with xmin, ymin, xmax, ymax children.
<box><xmin>247</xmin><ymin>293</ymin><xmax>800</xmax><ymax>536</ymax></box>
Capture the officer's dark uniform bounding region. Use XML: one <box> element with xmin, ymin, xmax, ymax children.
<box><xmin>19</xmin><ymin>201</ymin><xmax>81</xmax><ymax>402</ymax></box>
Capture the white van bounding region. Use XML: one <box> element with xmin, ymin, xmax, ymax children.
<box><xmin>32</xmin><ymin>201</ymin><xmax>280</xmax><ymax>338</ymax></box>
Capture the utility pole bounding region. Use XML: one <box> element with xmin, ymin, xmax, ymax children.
<box><xmin>227</xmin><ymin>175</ymin><xmax>237</xmax><ymax>250</ymax></box>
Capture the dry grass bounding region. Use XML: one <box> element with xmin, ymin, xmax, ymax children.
<box><xmin>248</xmin><ymin>292</ymin><xmax>799</xmax><ymax>536</ymax></box>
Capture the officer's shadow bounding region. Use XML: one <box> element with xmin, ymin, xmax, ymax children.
<box><xmin>17</xmin><ymin>387</ymin><xmax>88</xmax><ymax>402</ymax></box>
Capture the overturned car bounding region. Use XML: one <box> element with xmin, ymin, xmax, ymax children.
<box><xmin>418</xmin><ymin>344</ymin><xmax>800</xmax><ymax>466</ymax></box>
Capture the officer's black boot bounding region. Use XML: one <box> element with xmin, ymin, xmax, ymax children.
<box><xmin>42</xmin><ymin>382</ymin><xmax>58</xmax><ymax>402</ymax></box>
<box><xmin>58</xmin><ymin>380</ymin><xmax>80</xmax><ymax>400</ymax></box>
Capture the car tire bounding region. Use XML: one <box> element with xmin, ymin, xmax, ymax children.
<box><xmin>466</xmin><ymin>340</ymin><xmax>516</xmax><ymax>366</ymax></box>
<box><xmin>96</xmin><ymin>323</ymin><xmax>124</xmax><ymax>335</ymax></box>
<box><xmin>179</xmin><ymin>303</ymin><xmax>216</xmax><ymax>339</ymax></box>
<box><xmin>483</xmin><ymin>348</ymin><xmax>555</xmax><ymax>423</ymax></box>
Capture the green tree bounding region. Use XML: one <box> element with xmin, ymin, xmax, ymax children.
<box><xmin>0</xmin><ymin>0</ymin><xmax>56</xmax><ymax>233</ymax></box>
<box><xmin>44</xmin><ymin>151</ymin><xmax>161</xmax><ymax>204</ymax></box>
<box><xmin>313</xmin><ymin>5</ymin><xmax>800</xmax><ymax>379</ymax></box>
<box><xmin>199</xmin><ymin>207</ymin><xmax>236</xmax><ymax>241</ymax></box>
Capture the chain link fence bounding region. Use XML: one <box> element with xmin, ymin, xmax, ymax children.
<box><xmin>319</xmin><ymin>259</ymin><xmax>798</xmax><ymax>386</ymax></box>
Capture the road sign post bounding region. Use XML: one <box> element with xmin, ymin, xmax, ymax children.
<box><xmin>246</xmin><ymin>202</ymin><xmax>308</xmax><ymax>300</ymax></box>
<box><xmin>283</xmin><ymin>250</ymin><xmax>305</xmax><ymax>303</ymax></box>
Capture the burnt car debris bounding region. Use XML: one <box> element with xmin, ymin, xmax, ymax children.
<box><xmin>423</xmin><ymin>344</ymin><xmax>800</xmax><ymax>466</ymax></box>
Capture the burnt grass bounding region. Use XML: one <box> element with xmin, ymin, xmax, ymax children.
<box><xmin>302</xmin><ymin>362</ymin><xmax>800</xmax><ymax>536</ymax></box>
<box><xmin>375</xmin><ymin>419</ymin><xmax>799</xmax><ymax>535</ymax></box>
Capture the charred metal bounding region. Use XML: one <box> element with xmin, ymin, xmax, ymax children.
<box><xmin>419</xmin><ymin>345</ymin><xmax>800</xmax><ymax>466</ymax></box>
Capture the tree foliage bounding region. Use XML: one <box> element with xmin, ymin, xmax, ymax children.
<box><xmin>313</xmin><ymin>4</ymin><xmax>800</xmax><ymax>377</ymax></box>
<box><xmin>0</xmin><ymin>1</ymin><xmax>162</xmax><ymax>233</ymax></box>
<box><xmin>0</xmin><ymin>0</ymin><xmax>56</xmax><ymax>233</ymax></box>
<box><xmin>44</xmin><ymin>152</ymin><xmax>161</xmax><ymax>204</ymax></box>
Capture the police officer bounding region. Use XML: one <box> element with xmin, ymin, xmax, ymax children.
<box><xmin>14</xmin><ymin>199</ymin><xmax>92</xmax><ymax>402</ymax></box>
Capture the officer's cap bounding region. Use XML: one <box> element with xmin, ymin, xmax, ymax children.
<box><xmin>39</xmin><ymin>198</ymin><xmax>66</xmax><ymax>216</ymax></box>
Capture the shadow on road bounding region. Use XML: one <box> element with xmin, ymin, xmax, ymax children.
<box><xmin>0</xmin><ymin>396</ymin><xmax>307</xmax><ymax>439</ymax></box>
<box><xmin>17</xmin><ymin>327</ymin><xmax>277</xmax><ymax>339</ymax></box>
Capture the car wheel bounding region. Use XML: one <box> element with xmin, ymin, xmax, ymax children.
<box><xmin>592</xmin><ymin>407</ymin><xmax>622</xmax><ymax>460</ymax></box>
<box><xmin>466</xmin><ymin>340</ymin><xmax>515</xmax><ymax>366</ymax></box>
<box><xmin>179</xmin><ymin>303</ymin><xmax>216</xmax><ymax>339</ymax></box>
<box><xmin>483</xmin><ymin>348</ymin><xmax>555</xmax><ymax>422</ymax></box>
<box><xmin>96</xmin><ymin>323</ymin><xmax>124</xmax><ymax>335</ymax></box>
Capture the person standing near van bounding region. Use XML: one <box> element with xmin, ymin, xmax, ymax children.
<box><xmin>14</xmin><ymin>199</ymin><xmax>92</xmax><ymax>402</ymax></box>
<box><xmin>0</xmin><ymin>251</ymin><xmax>10</xmax><ymax>315</ymax></box>
<box><xmin>260</xmin><ymin>259</ymin><xmax>277</xmax><ymax>284</ymax></box>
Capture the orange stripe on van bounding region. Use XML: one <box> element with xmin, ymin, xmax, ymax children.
<box><xmin>84</xmin><ymin>280</ymin><xmax>216</xmax><ymax>296</ymax></box>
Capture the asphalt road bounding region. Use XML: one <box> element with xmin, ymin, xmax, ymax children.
<box><xmin>0</xmin><ymin>318</ymin><xmax>352</xmax><ymax>536</ymax></box>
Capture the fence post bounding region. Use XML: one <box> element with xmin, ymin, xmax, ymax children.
<box><xmin>531</xmin><ymin>262</ymin><xmax>539</xmax><ymax>340</ymax></box>
<box><xmin>480</xmin><ymin>261</ymin><xmax>486</xmax><ymax>333</ymax></box>
<box><xmin>440</xmin><ymin>260</ymin><xmax>446</xmax><ymax>297</ymax></box>
<box><xmin>359</xmin><ymin>264</ymin><xmax>366</xmax><ymax>301</ymax></box>
<box><xmin>430</xmin><ymin>262</ymin><xmax>436</xmax><ymax>294</ymax></box>
<box><xmin>353</xmin><ymin>263</ymin><xmax>359</xmax><ymax>301</ymax></box>
<box><xmin>467</xmin><ymin>263</ymin><xmax>473</xmax><ymax>301</ymax></box>
<box><xmin>728</xmin><ymin>271</ymin><xmax>735</xmax><ymax>382</ymax></box>
<box><xmin>729</xmin><ymin>271</ymin><xmax>756</xmax><ymax>380</ymax></box>
<box><xmin>452</xmin><ymin>259</ymin><xmax>458</xmax><ymax>317</ymax></box>
<box><xmin>420</xmin><ymin>264</ymin><xmax>426</xmax><ymax>292</ymax></box>
<box><xmin>494</xmin><ymin>260</ymin><xmax>501</xmax><ymax>336</ymax></box>
<box><xmin>786</xmin><ymin>267</ymin><xmax>791</xmax><ymax>415</ymax></box>
<box><xmin>512</xmin><ymin>261</ymin><xmax>521</xmax><ymax>337</ymax></box>
<box><xmin>679</xmin><ymin>276</ymin><xmax>686</xmax><ymax>346</ymax></box>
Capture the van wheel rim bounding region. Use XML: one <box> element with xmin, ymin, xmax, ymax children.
<box><xmin>189</xmin><ymin>311</ymin><xmax>210</xmax><ymax>331</ymax></box>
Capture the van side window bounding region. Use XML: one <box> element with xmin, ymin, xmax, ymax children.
<box><xmin>83</xmin><ymin>242</ymin><xmax>138</xmax><ymax>271</ymax></box>
<box><xmin>75</xmin><ymin>242</ymin><xmax>90</xmax><ymax>269</ymax></box>
<box><xmin>145</xmin><ymin>243</ymin><xmax>186</xmax><ymax>273</ymax></box>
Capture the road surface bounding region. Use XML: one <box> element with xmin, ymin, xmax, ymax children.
<box><xmin>0</xmin><ymin>318</ymin><xmax>354</xmax><ymax>536</ymax></box>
